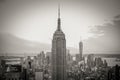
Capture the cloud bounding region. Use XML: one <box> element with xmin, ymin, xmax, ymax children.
<box><xmin>83</xmin><ymin>15</ymin><xmax>120</xmax><ymax>53</ymax></box>
<box><xmin>114</xmin><ymin>14</ymin><xmax>120</xmax><ymax>19</ymax></box>
<box><xmin>91</xmin><ymin>14</ymin><xmax>120</xmax><ymax>39</ymax></box>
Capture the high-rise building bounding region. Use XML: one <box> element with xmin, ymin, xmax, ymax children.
<box><xmin>87</xmin><ymin>54</ymin><xmax>95</xmax><ymax>69</ymax></box>
<box><xmin>79</xmin><ymin>40</ymin><xmax>83</xmax><ymax>61</ymax></box>
<box><xmin>46</xmin><ymin>52</ymin><xmax>51</xmax><ymax>65</ymax></box>
<box><xmin>95</xmin><ymin>57</ymin><xmax>103</xmax><ymax>68</ymax></box>
<box><xmin>66</xmin><ymin>50</ymin><xmax>72</xmax><ymax>64</ymax></box>
<box><xmin>51</xmin><ymin>5</ymin><xmax>67</xmax><ymax>80</ymax></box>
<box><xmin>37</xmin><ymin>51</ymin><xmax>45</xmax><ymax>68</ymax></box>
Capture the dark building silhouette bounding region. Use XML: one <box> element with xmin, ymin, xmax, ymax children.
<box><xmin>79</xmin><ymin>40</ymin><xmax>83</xmax><ymax>61</ymax></box>
<box><xmin>51</xmin><ymin>5</ymin><xmax>67</xmax><ymax>80</ymax></box>
<box><xmin>115</xmin><ymin>65</ymin><xmax>120</xmax><ymax>80</ymax></box>
<box><xmin>108</xmin><ymin>65</ymin><xmax>120</xmax><ymax>80</ymax></box>
<box><xmin>0</xmin><ymin>59</ymin><xmax>6</xmax><ymax>80</ymax></box>
<box><xmin>103</xmin><ymin>59</ymin><xmax>108</xmax><ymax>67</ymax></box>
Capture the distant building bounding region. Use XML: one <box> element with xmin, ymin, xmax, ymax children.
<box><xmin>46</xmin><ymin>52</ymin><xmax>52</xmax><ymax>65</ymax></box>
<box><xmin>108</xmin><ymin>65</ymin><xmax>120</xmax><ymax>80</ymax></box>
<box><xmin>79</xmin><ymin>40</ymin><xmax>83</xmax><ymax>61</ymax></box>
<box><xmin>35</xmin><ymin>71</ymin><xmax>43</xmax><ymax>80</ymax></box>
<box><xmin>37</xmin><ymin>51</ymin><xmax>45</xmax><ymax>68</ymax></box>
<box><xmin>103</xmin><ymin>59</ymin><xmax>108</xmax><ymax>67</ymax></box>
<box><xmin>66</xmin><ymin>50</ymin><xmax>73</xmax><ymax>70</ymax></box>
<box><xmin>0</xmin><ymin>59</ymin><xmax>6</xmax><ymax>80</ymax></box>
<box><xmin>4</xmin><ymin>65</ymin><xmax>22</xmax><ymax>80</ymax></box>
<box><xmin>5</xmin><ymin>72</ymin><xmax>21</xmax><ymax>80</ymax></box>
<box><xmin>115</xmin><ymin>65</ymin><xmax>120</xmax><ymax>80</ymax></box>
<box><xmin>87</xmin><ymin>54</ymin><xmax>95</xmax><ymax>69</ymax></box>
<box><xmin>51</xmin><ymin>5</ymin><xmax>67</xmax><ymax>80</ymax></box>
<box><xmin>32</xmin><ymin>56</ymin><xmax>39</xmax><ymax>71</ymax></box>
<box><xmin>25</xmin><ymin>56</ymin><xmax>32</xmax><ymax>69</ymax></box>
<box><xmin>76</xmin><ymin>54</ymin><xmax>80</xmax><ymax>62</ymax></box>
<box><xmin>95</xmin><ymin>57</ymin><xmax>103</xmax><ymax>68</ymax></box>
<box><xmin>66</xmin><ymin>50</ymin><xmax>72</xmax><ymax>64</ymax></box>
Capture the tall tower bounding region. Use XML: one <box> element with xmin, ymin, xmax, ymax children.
<box><xmin>52</xmin><ymin>5</ymin><xmax>67</xmax><ymax>80</ymax></box>
<box><xmin>79</xmin><ymin>38</ymin><xmax>83</xmax><ymax>61</ymax></box>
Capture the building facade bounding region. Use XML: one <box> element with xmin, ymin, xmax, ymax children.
<box><xmin>79</xmin><ymin>40</ymin><xmax>83</xmax><ymax>61</ymax></box>
<box><xmin>51</xmin><ymin>6</ymin><xmax>67</xmax><ymax>80</ymax></box>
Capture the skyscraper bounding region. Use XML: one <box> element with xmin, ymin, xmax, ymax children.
<box><xmin>51</xmin><ymin>5</ymin><xmax>67</xmax><ymax>80</ymax></box>
<box><xmin>79</xmin><ymin>39</ymin><xmax>83</xmax><ymax>61</ymax></box>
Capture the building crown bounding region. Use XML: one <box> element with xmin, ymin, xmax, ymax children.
<box><xmin>53</xmin><ymin>4</ymin><xmax>65</xmax><ymax>39</ymax></box>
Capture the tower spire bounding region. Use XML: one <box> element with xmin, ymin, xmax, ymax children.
<box><xmin>79</xmin><ymin>36</ymin><xmax>83</xmax><ymax>61</ymax></box>
<box><xmin>58</xmin><ymin>4</ymin><xmax>60</xmax><ymax>18</ymax></box>
<box><xmin>57</xmin><ymin>4</ymin><xmax>61</xmax><ymax>31</ymax></box>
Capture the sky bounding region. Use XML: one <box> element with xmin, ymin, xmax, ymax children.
<box><xmin>0</xmin><ymin>0</ymin><xmax>120</xmax><ymax>53</ymax></box>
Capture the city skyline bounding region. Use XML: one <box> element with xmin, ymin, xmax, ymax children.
<box><xmin>0</xmin><ymin>1</ymin><xmax>120</xmax><ymax>80</ymax></box>
<box><xmin>0</xmin><ymin>0</ymin><xmax>120</xmax><ymax>53</ymax></box>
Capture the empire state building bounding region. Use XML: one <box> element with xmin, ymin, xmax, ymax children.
<box><xmin>51</xmin><ymin>6</ymin><xmax>67</xmax><ymax>80</ymax></box>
